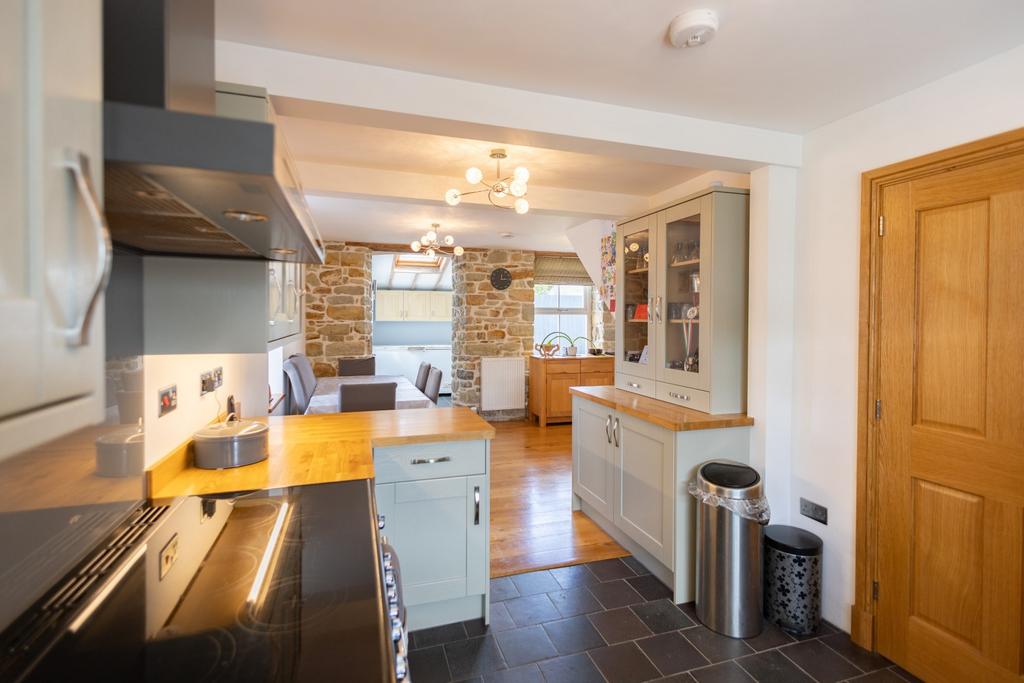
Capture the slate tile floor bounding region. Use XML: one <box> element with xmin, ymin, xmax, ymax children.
<box><xmin>408</xmin><ymin>556</ymin><xmax>917</xmax><ymax>683</ymax></box>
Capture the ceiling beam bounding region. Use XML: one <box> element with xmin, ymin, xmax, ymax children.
<box><xmin>216</xmin><ymin>40</ymin><xmax>802</xmax><ymax>170</ymax></box>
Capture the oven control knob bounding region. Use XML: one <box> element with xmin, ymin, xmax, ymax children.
<box><xmin>385</xmin><ymin>570</ymin><xmax>396</xmax><ymax>587</ymax></box>
<box><xmin>383</xmin><ymin>552</ymin><xmax>393</xmax><ymax>562</ymax></box>
<box><xmin>395</xmin><ymin>654</ymin><xmax>407</xmax><ymax>680</ymax></box>
<box><xmin>377</xmin><ymin>514</ymin><xmax>386</xmax><ymax>530</ymax></box>
<box><xmin>389</xmin><ymin>603</ymin><xmax>400</xmax><ymax>620</ymax></box>
<box><xmin>386</xmin><ymin>586</ymin><xmax>397</xmax><ymax>602</ymax></box>
<box><xmin>391</xmin><ymin>617</ymin><xmax>403</xmax><ymax>642</ymax></box>
<box><xmin>383</xmin><ymin>558</ymin><xmax>393</xmax><ymax>571</ymax></box>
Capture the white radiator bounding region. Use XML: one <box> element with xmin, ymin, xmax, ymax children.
<box><xmin>480</xmin><ymin>357</ymin><xmax>526</xmax><ymax>411</ymax></box>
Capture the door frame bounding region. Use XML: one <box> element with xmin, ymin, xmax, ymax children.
<box><xmin>852</xmin><ymin>126</ymin><xmax>1024</xmax><ymax>651</ymax></box>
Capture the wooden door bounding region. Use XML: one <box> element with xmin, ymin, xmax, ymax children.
<box><xmin>874</xmin><ymin>152</ymin><xmax>1024</xmax><ymax>682</ymax></box>
<box><xmin>546</xmin><ymin>374</ymin><xmax>577</xmax><ymax>418</ymax></box>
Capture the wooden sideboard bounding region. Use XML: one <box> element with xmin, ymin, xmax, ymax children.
<box><xmin>528</xmin><ymin>354</ymin><xmax>613</xmax><ymax>426</ymax></box>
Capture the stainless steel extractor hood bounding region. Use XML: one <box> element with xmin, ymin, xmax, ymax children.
<box><xmin>102</xmin><ymin>0</ymin><xmax>324</xmax><ymax>263</ymax></box>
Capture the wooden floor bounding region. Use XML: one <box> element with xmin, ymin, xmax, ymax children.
<box><xmin>490</xmin><ymin>420</ymin><xmax>627</xmax><ymax>578</ymax></box>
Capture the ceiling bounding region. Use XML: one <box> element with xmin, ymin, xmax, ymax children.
<box><xmin>308</xmin><ymin>194</ymin><xmax>581</xmax><ymax>252</ymax></box>
<box><xmin>278</xmin><ymin>118</ymin><xmax>703</xmax><ymax>195</ymax></box>
<box><xmin>372</xmin><ymin>253</ymin><xmax>453</xmax><ymax>291</ymax></box>
<box><xmin>216</xmin><ymin>0</ymin><xmax>1024</xmax><ymax>133</ymax></box>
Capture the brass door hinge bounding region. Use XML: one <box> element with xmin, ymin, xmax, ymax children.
<box><xmin>872</xmin><ymin>580</ymin><xmax>879</xmax><ymax>600</ymax></box>
<box><xmin>878</xmin><ymin>215</ymin><xmax>885</xmax><ymax>236</ymax></box>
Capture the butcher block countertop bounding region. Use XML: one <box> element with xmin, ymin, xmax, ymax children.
<box><xmin>147</xmin><ymin>407</ymin><xmax>495</xmax><ymax>503</ymax></box>
<box><xmin>569</xmin><ymin>386</ymin><xmax>754</xmax><ymax>432</ymax></box>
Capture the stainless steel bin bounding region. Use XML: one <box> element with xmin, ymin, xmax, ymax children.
<box><xmin>691</xmin><ymin>460</ymin><xmax>770</xmax><ymax>638</ymax></box>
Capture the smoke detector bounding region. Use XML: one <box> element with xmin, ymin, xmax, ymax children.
<box><xmin>668</xmin><ymin>9</ymin><xmax>719</xmax><ymax>48</ymax></box>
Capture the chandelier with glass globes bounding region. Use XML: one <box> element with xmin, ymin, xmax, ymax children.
<box><xmin>444</xmin><ymin>148</ymin><xmax>530</xmax><ymax>214</ymax></box>
<box><xmin>410</xmin><ymin>223</ymin><xmax>464</xmax><ymax>257</ymax></box>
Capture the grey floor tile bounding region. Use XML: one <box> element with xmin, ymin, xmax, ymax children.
<box><xmin>483</xmin><ymin>664</ymin><xmax>544</xmax><ymax>683</ymax></box>
<box><xmin>690</xmin><ymin>660</ymin><xmax>756</xmax><ymax>683</ymax></box>
<box><xmin>549</xmin><ymin>564</ymin><xmax>602</xmax><ymax>589</ymax></box>
<box><xmin>678</xmin><ymin>601</ymin><xmax>699</xmax><ymax>622</ymax></box>
<box><xmin>504</xmin><ymin>593</ymin><xmax>562</xmax><ymax>627</ymax></box>
<box><xmin>820</xmin><ymin>632</ymin><xmax>890</xmax><ymax>672</ymax></box>
<box><xmin>888</xmin><ymin>665</ymin><xmax>924</xmax><ymax>683</ymax></box>
<box><xmin>844</xmin><ymin>670</ymin><xmax>908</xmax><ymax>683</ymax></box>
<box><xmin>627</xmin><ymin>574</ymin><xmax>673</xmax><ymax>601</ymax></box>
<box><xmin>588</xmin><ymin>579</ymin><xmax>645</xmax><ymax>609</ymax></box>
<box><xmin>494</xmin><ymin>625</ymin><xmax>559</xmax><ymax>668</ymax></box>
<box><xmin>742</xmin><ymin>623</ymin><xmax>795</xmax><ymax>652</ymax></box>
<box><xmin>621</xmin><ymin>556</ymin><xmax>652</xmax><ymax>576</ymax></box>
<box><xmin>588</xmin><ymin>606</ymin><xmax>653</xmax><ymax>644</ymax></box>
<box><xmin>510</xmin><ymin>570</ymin><xmax>562</xmax><ymax>597</ymax></box>
<box><xmin>542</xmin><ymin>616</ymin><xmax>605</xmax><ymax>655</ymax></box>
<box><xmin>446</xmin><ymin>636</ymin><xmax>508</xmax><ymax>680</ymax></box>
<box><xmin>779</xmin><ymin>639</ymin><xmax>861</xmax><ymax>683</ymax></box>
<box><xmin>488</xmin><ymin>601</ymin><xmax>518</xmax><ymax>632</ymax></box>
<box><xmin>736</xmin><ymin>650</ymin><xmax>814</xmax><ymax>683</ymax></box>
<box><xmin>637</xmin><ymin>631</ymin><xmax>711</xmax><ymax>676</ymax></box>
<box><xmin>588</xmin><ymin>558</ymin><xmax>636</xmax><ymax>581</ymax></box>
<box><xmin>631</xmin><ymin>599</ymin><xmax>694</xmax><ymax>634</ymax></box>
<box><xmin>548</xmin><ymin>587</ymin><xmax>604</xmax><ymax>618</ymax></box>
<box><xmin>413</xmin><ymin>622</ymin><xmax>469</xmax><ymax>650</ymax></box>
<box><xmin>682</xmin><ymin>626</ymin><xmax>756</xmax><ymax>663</ymax></box>
<box><xmin>589</xmin><ymin>641</ymin><xmax>662</xmax><ymax>683</ymax></box>
<box><xmin>491</xmin><ymin>577</ymin><xmax>521</xmax><ymax>602</ymax></box>
<box><xmin>409</xmin><ymin>644</ymin><xmax>452</xmax><ymax>683</ymax></box>
<box><xmin>790</xmin><ymin>620</ymin><xmax>840</xmax><ymax>641</ymax></box>
<box><xmin>537</xmin><ymin>653</ymin><xmax>606</xmax><ymax>683</ymax></box>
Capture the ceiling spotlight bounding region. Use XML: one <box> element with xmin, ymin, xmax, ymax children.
<box><xmin>668</xmin><ymin>9</ymin><xmax>719</xmax><ymax>48</ymax></box>
<box><xmin>223</xmin><ymin>209</ymin><xmax>268</xmax><ymax>222</ymax></box>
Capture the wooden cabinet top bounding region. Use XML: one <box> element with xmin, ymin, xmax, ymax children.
<box><xmin>531</xmin><ymin>353</ymin><xmax>613</xmax><ymax>363</ymax></box>
<box><xmin>570</xmin><ymin>386</ymin><xmax>753</xmax><ymax>432</ymax></box>
<box><xmin>147</xmin><ymin>407</ymin><xmax>495</xmax><ymax>503</ymax></box>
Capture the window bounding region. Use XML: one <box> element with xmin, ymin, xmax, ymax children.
<box><xmin>534</xmin><ymin>284</ymin><xmax>592</xmax><ymax>353</ymax></box>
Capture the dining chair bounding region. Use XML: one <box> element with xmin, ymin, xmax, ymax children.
<box><xmin>282</xmin><ymin>358</ymin><xmax>312</xmax><ymax>415</ymax></box>
<box><xmin>414</xmin><ymin>361</ymin><xmax>431</xmax><ymax>393</ymax></box>
<box><xmin>338</xmin><ymin>356</ymin><xmax>376</xmax><ymax>376</ymax></box>
<box><xmin>339</xmin><ymin>381</ymin><xmax>396</xmax><ymax>412</ymax></box>
<box><xmin>424</xmin><ymin>367</ymin><xmax>442</xmax><ymax>405</ymax></box>
<box><xmin>288</xmin><ymin>353</ymin><xmax>318</xmax><ymax>397</ymax></box>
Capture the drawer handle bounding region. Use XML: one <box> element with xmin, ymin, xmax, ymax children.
<box><xmin>605</xmin><ymin>414</ymin><xmax>612</xmax><ymax>444</ymax></box>
<box><xmin>669</xmin><ymin>392</ymin><xmax>691</xmax><ymax>401</ymax></box>
<box><xmin>612</xmin><ymin>417</ymin><xmax>620</xmax><ymax>448</ymax></box>
<box><xmin>410</xmin><ymin>456</ymin><xmax>452</xmax><ymax>465</ymax></box>
<box><xmin>473</xmin><ymin>486</ymin><xmax>481</xmax><ymax>525</ymax></box>
<box><xmin>627</xmin><ymin>382</ymin><xmax>640</xmax><ymax>389</ymax></box>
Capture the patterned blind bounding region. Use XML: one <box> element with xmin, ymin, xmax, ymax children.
<box><xmin>533</xmin><ymin>255</ymin><xmax>593</xmax><ymax>286</ymax></box>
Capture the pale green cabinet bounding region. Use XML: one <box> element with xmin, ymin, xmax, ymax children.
<box><xmin>573</xmin><ymin>397</ymin><xmax>614</xmax><ymax>518</ymax></box>
<box><xmin>613</xmin><ymin>414</ymin><xmax>675</xmax><ymax>569</ymax></box>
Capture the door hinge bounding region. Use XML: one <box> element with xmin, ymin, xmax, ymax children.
<box><xmin>878</xmin><ymin>215</ymin><xmax>885</xmax><ymax>236</ymax></box>
<box><xmin>875</xmin><ymin>399</ymin><xmax>882</xmax><ymax>421</ymax></box>
<box><xmin>872</xmin><ymin>580</ymin><xmax>879</xmax><ymax>600</ymax></box>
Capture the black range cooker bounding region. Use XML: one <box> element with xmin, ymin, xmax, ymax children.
<box><xmin>1</xmin><ymin>479</ymin><xmax>407</xmax><ymax>682</ymax></box>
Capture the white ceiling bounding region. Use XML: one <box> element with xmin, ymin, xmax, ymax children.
<box><xmin>278</xmin><ymin>118</ymin><xmax>702</xmax><ymax>195</ymax></box>
<box><xmin>307</xmin><ymin>194</ymin><xmax>580</xmax><ymax>252</ymax></box>
<box><xmin>216</xmin><ymin>0</ymin><xmax>1024</xmax><ymax>133</ymax></box>
<box><xmin>372</xmin><ymin>253</ymin><xmax>454</xmax><ymax>291</ymax></box>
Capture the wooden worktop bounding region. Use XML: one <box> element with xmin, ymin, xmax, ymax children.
<box><xmin>147</xmin><ymin>407</ymin><xmax>496</xmax><ymax>503</ymax></box>
<box><xmin>569</xmin><ymin>386</ymin><xmax>754</xmax><ymax>432</ymax></box>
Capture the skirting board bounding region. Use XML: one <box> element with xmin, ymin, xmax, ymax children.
<box><xmin>406</xmin><ymin>593</ymin><xmax>488</xmax><ymax>631</ymax></box>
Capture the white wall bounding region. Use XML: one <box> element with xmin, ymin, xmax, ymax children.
<box><xmin>790</xmin><ymin>43</ymin><xmax>1024</xmax><ymax>628</ymax></box>
<box><xmin>565</xmin><ymin>219</ymin><xmax>614</xmax><ymax>285</ymax></box>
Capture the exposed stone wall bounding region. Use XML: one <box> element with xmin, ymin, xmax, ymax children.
<box><xmin>591</xmin><ymin>288</ymin><xmax>615</xmax><ymax>354</ymax></box>
<box><xmin>303</xmin><ymin>242</ymin><xmax>373</xmax><ymax>377</ymax></box>
<box><xmin>452</xmin><ymin>249</ymin><xmax>535</xmax><ymax>419</ymax></box>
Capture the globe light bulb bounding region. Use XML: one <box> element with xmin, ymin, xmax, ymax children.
<box><xmin>421</xmin><ymin>234</ymin><xmax>430</xmax><ymax>244</ymax></box>
<box><xmin>514</xmin><ymin>198</ymin><xmax>529</xmax><ymax>214</ymax></box>
<box><xmin>444</xmin><ymin>235</ymin><xmax>455</xmax><ymax>246</ymax></box>
<box><xmin>411</xmin><ymin>240</ymin><xmax>421</xmax><ymax>252</ymax></box>
<box><xmin>465</xmin><ymin>166</ymin><xmax>483</xmax><ymax>184</ymax></box>
<box><xmin>426</xmin><ymin>229</ymin><xmax>438</xmax><ymax>243</ymax></box>
<box><xmin>425</xmin><ymin>248</ymin><xmax>435</xmax><ymax>258</ymax></box>
<box><xmin>453</xmin><ymin>245</ymin><xmax>465</xmax><ymax>256</ymax></box>
<box><xmin>509</xmin><ymin>179</ymin><xmax>527</xmax><ymax>197</ymax></box>
<box><xmin>513</xmin><ymin>166</ymin><xmax>530</xmax><ymax>183</ymax></box>
<box><xmin>445</xmin><ymin>188</ymin><xmax>461</xmax><ymax>206</ymax></box>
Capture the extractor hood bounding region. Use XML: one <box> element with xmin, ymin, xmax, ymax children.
<box><xmin>102</xmin><ymin>0</ymin><xmax>324</xmax><ymax>264</ymax></box>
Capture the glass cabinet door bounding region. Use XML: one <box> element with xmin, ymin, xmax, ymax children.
<box><xmin>657</xmin><ymin>197</ymin><xmax>710</xmax><ymax>390</ymax></box>
<box><xmin>616</xmin><ymin>216</ymin><xmax>656</xmax><ymax>380</ymax></box>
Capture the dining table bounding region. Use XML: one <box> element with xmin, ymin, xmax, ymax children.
<box><xmin>304</xmin><ymin>375</ymin><xmax>434</xmax><ymax>414</ymax></box>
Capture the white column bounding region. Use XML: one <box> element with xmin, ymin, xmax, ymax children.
<box><xmin>746</xmin><ymin>165</ymin><xmax>798</xmax><ymax>521</ymax></box>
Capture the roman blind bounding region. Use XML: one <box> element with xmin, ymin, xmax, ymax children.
<box><xmin>533</xmin><ymin>255</ymin><xmax>593</xmax><ymax>286</ymax></box>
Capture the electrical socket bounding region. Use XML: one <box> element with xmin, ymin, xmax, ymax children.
<box><xmin>800</xmin><ymin>497</ymin><xmax>828</xmax><ymax>525</ymax></box>
<box><xmin>200</xmin><ymin>367</ymin><xmax>224</xmax><ymax>396</ymax></box>
<box><xmin>158</xmin><ymin>385</ymin><xmax>177</xmax><ymax>417</ymax></box>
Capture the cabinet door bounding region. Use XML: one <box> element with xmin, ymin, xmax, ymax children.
<box><xmin>0</xmin><ymin>0</ymin><xmax>104</xmax><ymax>440</ymax></box>
<box><xmin>613</xmin><ymin>413</ymin><xmax>675</xmax><ymax>567</ymax></box>
<box><xmin>375</xmin><ymin>475</ymin><xmax>486</xmax><ymax>606</ymax></box>
<box><xmin>403</xmin><ymin>291</ymin><xmax>433</xmax><ymax>321</ymax></box>
<box><xmin>429</xmin><ymin>291</ymin><xmax>452</xmax><ymax>321</ymax></box>
<box><xmin>267</xmin><ymin>261</ymin><xmax>284</xmax><ymax>340</ymax></box>
<box><xmin>579</xmin><ymin>372</ymin><xmax>613</xmax><ymax>387</ymax></box>
<box><xmin>546</xmin><ymin>374</ymin><xmax>577</xmax><ymax>418</ymax></box>
<box><xmin>573</xmin><ymin>398</ymin><xmax>613</xmax><ymax>518</ymax></box>
<box><xmin>615</xmin><ymin>215</ymin><xmax>657</xmax><ymax>380</ymax></box>
<box><xmin>656</xmin><ymin>196</ymin><xmax>711</xmax><ymax>391</ymax></box>
<box><xmin>375</xmin><ymin>290</ymin><xmax>405</xmax><ymax>321</ymax></box>
<box><xmin>281</xmin><ymin>262</ymin><xmax>303</xmax><ymax>337</ymax></box>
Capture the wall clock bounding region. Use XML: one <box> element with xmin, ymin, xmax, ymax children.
<box><xmin>490</xmin><ymin>267</ymin><xmax>512</xmax><ymax>291</ymax></box>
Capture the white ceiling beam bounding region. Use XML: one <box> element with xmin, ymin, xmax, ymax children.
<box><xmin>216</xmin><ymin>41</ymin><xmax>802</xmax><ymax>170</ymax></box>
<box><xmin>297</xmin><ymin>161</ymin><xmax>648</xmax><ymax>219</ymax></box>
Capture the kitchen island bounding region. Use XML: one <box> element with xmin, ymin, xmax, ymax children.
<box><xmin>147</xmin><ymin>407</ymin><xmax>495</xmax><ymax>630</ymax></box>
<box><xmin>569</xmin><ymin>386</ymin><xmax>754</xmax><ymax>604</ymax></box>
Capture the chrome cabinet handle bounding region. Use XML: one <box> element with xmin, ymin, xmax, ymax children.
<box><xmin>410</xmin><ymin>456</ymin><xmax>451</xmax><ymax>465</ymax></box>
<box><xmin>627</xmin><ymin>382</ymin><xmax>640</xmax><ymax>389</ymax></box>
<box><xmin>647</xmin><ymin>297</ymin><xmax>653</xmax><ymax>323</ymax></box>
<box><xmin>378</xmin><ymin>514</ymin><xmax>386</xmax><ymax>530</ymax></box>
<box><xmin>473</xmin><ymin>486</ymin><xmax>481</xmax><ymax>525</ymax></box>
<box><xmin>669</xmin><ymin>391</ymin><xmax>691</xmax><ymax>401</ymax></box>
<box><xmin>612</xmin><ymin>417</ymin><xmax>620</xmax><ymax>447</ymax></box>
<box><xmin>604</xmin><ymin>415</ymin><xmax>612</xmax><ymax>443</ymax></box>
<box><xmin>59</xmin><ymin>150</ymin><xmax>112</xmax><ymax>348</ymax></box>
<box><xmin>655</xmin><ymin>296</ymin><xmax>662</xmax><ymax>323</ymax></box>
<box><xmin>69</xmin><ymin>543</ymin><xmax>146</xmax><ymax>633</ymax></box>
